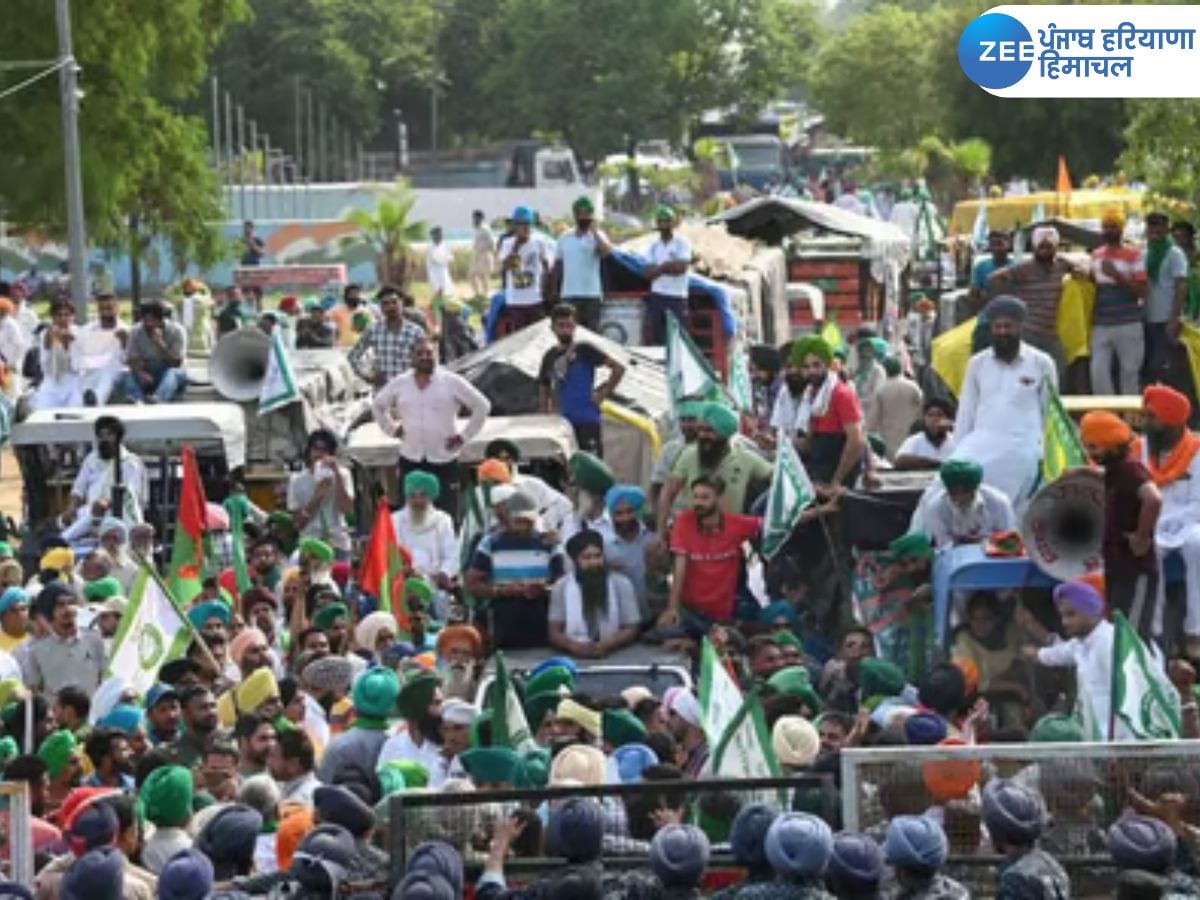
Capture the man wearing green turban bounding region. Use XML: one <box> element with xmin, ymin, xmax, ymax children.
<box><xmin>642</xmin><ymin>204</ymin><xmax>692</xmax><ymax>345</ymax></box>
<box><xmin>925</xmin><ymin>457</ymin><xmax>1015</xmax><ymax>549</ymax></box>
<box><xmin>785</xmin><ymin>331</ymin><xmax>868</xmax><ymax>490</ymax></box>
<box><xmin>393</xmin><ymin>467</ymin><xmax>459</xmax><ymax>594</ymax></box>
<box><xmin>655</xmin><ymin>400</ymin><xmax>772</xmax><ymax>534</ymax></box>
<box><xmin>37</xmin><ymin>729</ymin><xmax>79</xmax><ymax>800</ymax></box>
<box><xmin>141</xmin><ymin>764</ymin><xmax>195</xmax><ymax>872</ymax></box>
<box><xmin>553</xmin><ymin>195</ymin><xmax>611</xmax><ymax>331</ymax></box>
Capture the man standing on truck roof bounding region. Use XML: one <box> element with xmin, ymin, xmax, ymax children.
<box><xmin>553</xmin><ymin>196</ymin><xmax>611</xmax><ymax>332</ymax></box>
<box><xmin>496</xmin><ymin>205</ymin><xmax>552</xmax><ymax>331</ymax></box>
<box><xmin>371</xmin><ymin>337</ymin><xmax>491</xmax><ymax>518</ymax></box>
<box><xmin>347</xmin><ymin>286</ymin><xmax>427</xmax><ymax>386</ymax></box>
<box><xmin>539</xmin><ymin>303</ymin><xmax>625</xmax><ymax>457</ymax></box>
<box><xmin>641</xmin><ymin>205</ymin><xmax>692</xmax><ymax>346</ymax></box>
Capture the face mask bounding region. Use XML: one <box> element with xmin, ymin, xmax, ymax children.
<box><xmin>992</xmin><ymin>334</ymin><xmax>1020</xmax><ymax>359</ymax></box>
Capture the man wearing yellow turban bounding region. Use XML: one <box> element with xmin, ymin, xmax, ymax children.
<box><xmin>924</xmin><ymin>458</ymin><xmax>1015</xmax><ymax>550</ymax></box>
<box><xmin>1090</xmin><ymin>206</ymin><xmax>1148</xmax><ymax>395</ymax></box>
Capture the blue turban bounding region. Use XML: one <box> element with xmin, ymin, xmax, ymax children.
<box><xmin>187</xmin><ymin>600</ymin><xmax>230</xmax><ymax>630</ymax></box>
<box><xmin>982</xmin><ymin>778</ymin><xmax>1045</xmax><ymax>846</ymax></box>
<box><xmin>547</xmin><ymin>798</ymin><xmax>603</xmax><ymax>864</ymax></box>
<box><xmin>0</xmin><ymin>588</ymin><xmax>27</xmax><ymax>617</ymax></box>
<box><xmin>884</xmin><ymin>815</ymin><xmax>947</xmax><ymax>873</ymax></box>
<box><xmin>758</xmin><ymin>600</ymin><xmax>799</xmax><ymax>629</ymax></box>
<box><xmin>98</xmin><ymin>518</ymin><xmax>128</xmax><ymax>542</ymax></box>
<box><xmin>99</xmin><ymin>705</ymin><xmax>143</xmax><ymax>736</ymax></box>
<box><xmin>1108</xmin><ymin>815</ymin><xmax>1176</xmax><ymax>874</ymax></box>
<box><xmin>611</xmin><ymin>744</ymin><xmax>658</xmax><ymax>784</ymax></box>
<box><xmin>404</xmin><ymin>470</ymin><xmax>441</xmax><ymax>502</ymax></box>
<box><xmin>649</xmin><ymin>825</ymin><xmax>710</xmax><ymax>889</ymax></box>
<box><xmin>765</xmin><ymin>813</ymin><xmax>833</xmax><ymax>880</ymax></box>
<box><xmin>730</xmin><ymin>803</ymin><xmax>779</xmax><ymax>870</ymax></box>
<box><xmin>828</xmin><ymin>833</ymin><xmax>884</xmax><ymax>891</ymax></box>
<box><xmin>605</xmin><ymin>484</ymin><xmax>646</xmax><ymax>515</ymax></box>
<box><xmin>903</xmin><ymin>712</ymin><xmax>948</xmax><ymax>746</ymax></box>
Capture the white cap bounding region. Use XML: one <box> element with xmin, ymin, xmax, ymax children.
<box><xmin>668</xmin><ymin>689</ymin><xmax>702</xmax><ymax>728</ymax></box>
<box><xmin>489</xmin><ymin>484</ymin><xmax>517</xmax><ymax>507</ymax></box>
<box><xmin>441</xmin><ymin>699</ymin><xmax>479</xmax><ymax>726</ymax></box>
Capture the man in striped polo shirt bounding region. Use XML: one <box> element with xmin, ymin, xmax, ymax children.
<box><xmin>989</xmin><ymin>226</ymin><xmax>1074</xmax><ymax>373</ymax></box>
<box><xmin>1090</xmin><ymin>207</ymin><xmax>1147</xmax><ymax>395</ymax></box>
<box><xmin>464</xmin><ymin>490</ymin><xmax>564</xmax><ymax>650</ymax></box>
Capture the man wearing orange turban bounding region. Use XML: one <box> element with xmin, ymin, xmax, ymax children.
<box><xmin>1080</xmin><ymin>410</ymin><xmax>1163</xmax><ymax>642</ymax></box>
<box><xmin>1137</xmin><ymin>385</ymin><xmax>1200</xmax><ymax>654</ymax></box>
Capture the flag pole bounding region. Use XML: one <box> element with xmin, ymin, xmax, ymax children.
<box><xmin>1109</xmin><ymin>611</ymin><xmax>1120</xmax><ymax>742</ymax></box>
<box><xmin>131</xmin><ymin>551</ymin><xmax>224</xmax><ymax>677</ymax></box>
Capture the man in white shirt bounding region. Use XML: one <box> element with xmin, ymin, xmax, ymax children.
<box><xmin>548</xmin><ymin>530</ymin><xmax>640</xmax><ymax>659</ymax></box>
<box><xmin>0</xmin><ymin>297</ymin><xmax>27</xmax><ymax>400</ymax></box>
<box><xmin>64</xmin><ymin>416</ymin><xmax>148</xmax><ymax>534</ymax></box>
<box><xmin>496</xmin><ymin>205</ymin><xmax>552</xmax><ymax>331</ymax></box>
<box><xmin>483</xmin><ymin>438</ymin><xmax>573</xmax><ymax>534</ymax></box>
<box><xmin>287</xmin><ymin>429</ymin><xmax>355</xmax><ymax>561</ymax></box>
<box><xmin>33</xmin><ymin>297</ymin><xmax>83</xmax><ymax>411</ymax></box>
<box><xmin>953</xmin><ymin>295</ymin><xmax>1057</xmax><ymax>512</ymax></box>
<box><xmin>377</xmin><ymin>671</ymin><xmax>444</xmax><ymax>775</ymax></box>
<box><xmin>894</xmin><ymin>397</ymin><xmax>956</xmax><ymax>470</ymax></box>
<box><xmin>641</xmin><ymin>205</ymin><xmax>691</xmax><ymax>345</ymax></box>
<box><xmin>78</xmin><ymin>292</ymin><xmax>128</xmax><ymax>406</ymax></box>
<box><xmin>425</xmin><ymin>226</ymin><xmax>457</xmax><ymax>306</ymax></box>
<box><xmin>392</xmin><ymin>469</ymin><xmax>460</xmax><ymax>594</ymax></box>
<box><xmin>1022</xmin><ymin>578</ymin><xmax>1130</xmax><ymax>740</ymax></box>
<box><xmin>554</xmin><ymin>196</ymin><xmax>611</xmax><ymax>330</ymax></box>
<box><xmin>1139</xmin><ymin>385</ymin><xmax>1200</xmax><ymax>654</ymax></box>
<box><xmin>372</xmin><ymin>337</ymin><xmax>490</xmax><ymax>517</ymax></box>
<box><xmin>9</xmin><ymin>282</ymin><xmax>39</xmax><ymax>347</ymax></box>
<box><xmin>469</xmin><ymin>210</ymin><xmax>495</xmax><ymax>299</ymax></box>
<box><xmin>923</xmin><ymin>458</ymin><xmax>1016</xmax><ymax>550</ymax></box>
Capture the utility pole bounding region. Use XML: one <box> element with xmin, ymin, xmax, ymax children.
<box><xmin>55</xmin><ymin>0</ymin><xmax>88</xmax><ymax>321</ymax></box>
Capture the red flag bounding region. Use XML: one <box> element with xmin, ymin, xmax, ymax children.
<box><xmin>358</xmin><ymin>500</ymin><xmax>413</xmax><ymax>636</ymax></box>
<box><xmin>167</xmin><ymin>446</ymin><xmax>208</xmax><ymax>604</ymax></box>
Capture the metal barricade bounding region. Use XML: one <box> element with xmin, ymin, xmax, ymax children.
<box><xmin>0</xmin><ymin>782</ymin><xmax>34</xmax><ymax>886</ymax></box>
<box><xmin>841</xmin><ymin>740</ymin><xmax>1200</xmax><ymax>897</ymax></box>
<box><xmin>385</xmin><ymin>775</ymin><xmax>835</xmax><ymax>887</ymax></box>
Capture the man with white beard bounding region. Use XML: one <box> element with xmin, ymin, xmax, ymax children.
<box><xmin>392</xmin><ymin>470</ymin><xmax>459</xmax><ymax>618</ymax></box>
<box><xmin>435</xmin><ymin>625</ymin><xmax>484</xmax><ymax>702</ymax></box>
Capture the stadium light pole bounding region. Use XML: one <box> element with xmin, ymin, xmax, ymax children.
<box><xmin>55</xmin><ymin>0</ymin><xmax>88</xmax><ymax>321</ymax></box>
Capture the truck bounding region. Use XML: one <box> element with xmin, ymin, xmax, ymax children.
<box><xmin>405</xmin><ymin>141</ymin><xmax>582</xmax><ymax>190</ymax></box>
<box><xmin>715</xmin><ymin>134</ymin><xmax>793</xmax><ymax>193</ymax></box>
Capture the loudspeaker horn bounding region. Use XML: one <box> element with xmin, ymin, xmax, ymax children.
<box><xmin>1020</xmin><ymin>468</ymin><xmax>1104</xmax><ymax>581</ymax></box>
<box><xmin>210</xmin><ymin>328</ymin><xmax>271</xmax><ymax>402</ymax></box>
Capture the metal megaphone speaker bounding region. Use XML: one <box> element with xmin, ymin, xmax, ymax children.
<box><xmin>210</xmin><ymin>327</ymin><xmax>272</xmax><ymax>402</ymax></box>
<box><xmin>1020</xmin><ymin>468</ymin><xmax>1105</xmax><ymax>581</ymax></box>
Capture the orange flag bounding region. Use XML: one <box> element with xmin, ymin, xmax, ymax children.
<box><xmin>1056</xmin><ymin>155</ymin><xmax>1072</xmax><ymax>195</ymax></box>
<box><xmin>358</xmin><ymin>500</ymin><xmax>413</xmax><ymax>636</ymax></box>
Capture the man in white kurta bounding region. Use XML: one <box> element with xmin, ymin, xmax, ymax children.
<box><xmin>392</xmin><ymin>469</ymin><xmax>459</xmax><ymax>620</ymax></box>
<box><xmin>1138</xmin><ymin>384</ymin><xmax>1200</xmax><ymax>652</ymax></box>
<box><xmin>923</xmin><ymin>459</ymin><xmax>1017</xmax><ymax>551</ymax></box>
<box><xmin>77</xmin><ymin>293</ymin><xmax>128</xmax><ymax>405</ymax></box>
<box><xmin>953</xmin><ymin>296</ymin><xmax>1057</xmax><ymax>513</ymax></box>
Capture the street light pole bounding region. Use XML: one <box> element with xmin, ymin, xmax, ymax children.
<box><xmin>55</xmin><ymin>0</ymin><xmax>88</xmax><ymax>321</ymax></box>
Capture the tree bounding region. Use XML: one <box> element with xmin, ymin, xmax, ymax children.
<box><xmin>806</xmin><ymin>5</ymin><xmax>945</xmax><ymax>149</ymax></box>
<box><xmin>343</xmin><ymin>180</ymin><xmax>428</xmax><ymax>286</ymax></box>
<box><xmin>1121</xmin><ymin>100</ymin><xmax>1200</xmax><ymax>217</ymax></box>
<box><xmin>478</xmin><ymin>0</ymin><xmax>819</xmax><ymax>169</ymax></box>
<box><xmin>206</xmin><ymin>0</ymin><xmax>436</xmax><ymax>164</ymax></box>
<box><xmin>1</xmin><ymin>0</ymin><xmax>246</xmax><ymax>269</ymax></box>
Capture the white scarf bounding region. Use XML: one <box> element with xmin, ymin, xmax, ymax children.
<box><xmin>563</xmin><ymin>575</ymin><xmax>622</xmax><ymax>643</ymax></box>
<box><xmin>796</xmin><ymin>371</ymin><xmax>838</xmax><ymax>434</ymax></box>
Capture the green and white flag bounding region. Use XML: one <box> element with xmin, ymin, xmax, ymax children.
<box><xmin>698</xmin><ymin>638</ymin><xmax>780</xmax><ymax>781</ymax></box>
<box><xmin>1112</xmin><ymin>611</ymin><xmax>1181</xmax><ymax>740</ymax></box>
<box><xmin>259</xmin><ymin>329</ymin><xmax>299</xmax><ymax>414</ymax></box>
<box><xmin>106</xmin><ymin>564</ymin><xmax>197</xmax><ymax>696</ymax></box>
<box><xmin>762</xmin><ymin>439</ymin><xmax>815</xmax><ymax>559</ymax></box>
<box><xmin>490</xmin><ymin>652</ymin><xmax>536</xmax><ymax>754</ymax></box>
<box><xmin>666</xmin><ymin>315</ymin><xmax>723</xmax><ymax>415</ymax></box>
<box><xmin>729</xmin><ymin>344</ymin><xmax>754</xmax><ymax>413</ymax></box>
<box><xmin>1042</xmin><ymin>384</ymin><xmax>1087</xmax><ymax>483</ymax></box>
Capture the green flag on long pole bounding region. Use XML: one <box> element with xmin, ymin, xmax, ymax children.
<box><xmin>1041</xmin><ymin>384</ymin><xmax>1087</xmax><ymax>483</ymax></box>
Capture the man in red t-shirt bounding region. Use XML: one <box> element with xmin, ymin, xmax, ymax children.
<box><xmin>659</xmin><ymin>474</ymin><xmax>761</xmax><ymax>638</ymax></box>
<box><xmin>792</xmin><ymin>334</ymin><xmax>866</xmax><ymax>490</ymax></box>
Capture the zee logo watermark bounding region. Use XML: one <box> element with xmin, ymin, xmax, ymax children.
<box><xmin>958</xmin><ymin>12</ymin><xmax>1035</xmax><ymax>89</ymax></box>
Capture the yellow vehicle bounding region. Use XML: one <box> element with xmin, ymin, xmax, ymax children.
<box><xmin>950</xmin><ymin>189</ymin><xmax>1144</xmax><ymax>236</ymax></box>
